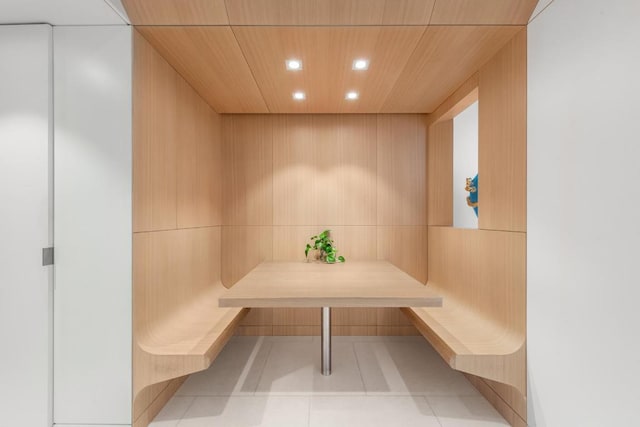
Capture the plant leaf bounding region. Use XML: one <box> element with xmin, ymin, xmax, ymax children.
<box><xmin>326</xmin><ymin>255</ymin><xmax>336</xmax><ymax>264</ymax></box>
<box><xmin>338</xmin><ymin>256</ymin><xmax>345</xmax><ymax>262</ymax></box>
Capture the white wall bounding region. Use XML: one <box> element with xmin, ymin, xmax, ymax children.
<box><xmin>53</xmin><ymin>26</ymin><xmax>132</xmax><ymax>425</ymax></box>
<box><xmin>0</xmin><ymin>24</ymin><xmax>54</xmax><ymax>427</ymax></box>
<box><xmin>453</xmin><ymin>101</ymin><xmax>479</xmax><ymax>229</ymax></box>
<box><xmin>528</xmin><ymin>0</ymin><xmax>640</xmax><ymax>425</ymax></box>
<box><xmin>0</xmin><ymin>0</ymin><xmax>126</xmax><ymax>25</ymax></box>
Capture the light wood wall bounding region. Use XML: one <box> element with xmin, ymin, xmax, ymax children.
<box><xmin>221</xmin><ymin>114</ymin><xmax>427</xmax><ymax>336</ymax></box>
<box><xmin>426</xmin><ymin>29</ymin><xmax>527</xmax><ymax>425</ymax></box>
<box><xmin>132</xmin><ymin>30</ymin><xmax>223</xmax><ymax>425</ymax></box>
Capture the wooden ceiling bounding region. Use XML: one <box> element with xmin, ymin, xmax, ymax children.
<box><xmin>123</xmin><ymin>0</ymin><xmax>538</xmax><ymax>26</ymax></box>
<box><xmin>125</xmin><ymin>0</ymin><xmax>536</xmax><ymax>113</ymax></box>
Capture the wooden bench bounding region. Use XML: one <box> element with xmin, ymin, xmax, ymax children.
<box><xmin>135</xmin><ymin>284</ymin><xmax>248</xmax><ymax>391</ymax></box>
<box><xmin>403</xmin><ymin>227</ymin><xmax>526</xmax><ymax>395</ymax></box>
<box><xmin>133</xmin><ymin>228</ymin><xmax>247</xmax><ymax>427</ymax></box>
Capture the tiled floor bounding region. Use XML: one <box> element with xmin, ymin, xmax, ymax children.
<box><xmin>151</xmin><ymin>336</ymin><xmax>509</xmax><ymax>427</ymax></box>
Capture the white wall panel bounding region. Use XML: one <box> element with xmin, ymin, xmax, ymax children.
<box><xmin>0</xmin><ymin>0</ymin><xmax>126</xmax><ymax>25</ymax></box>
<box><xmin>53</xmin><ymin>26</ymin><xmax>132</xmax><ymax>424</ymax></box>
<box><xmin>0</xmin><ymin>24</ymin><xmax>53</xmax><ymax>427</ymax></box>
<box><xmin>528</xmin><ymin>0</ymin><xmax>640</xmax><ymax>425</ymax></box>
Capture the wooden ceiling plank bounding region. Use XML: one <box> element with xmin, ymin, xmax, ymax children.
<box><xmin>381</xmin><ymin>26</ymin><xmax>521</xmax><ymax>113</ymax></box>
<box><xmin>226</xmin><ymin>0</ymin><xmax>435</xmax><ymax>26</ymax></box>
<box><xmin>137</xmin><ymin>26</ymin><xmax>268</xmax><ymax>113</ymax></box>
<box><xmin>121</xmin><ymin>0</ymin><xmax>229</xmax><ymax>25</ymax></box>
<box><xmin>232</xmin><ymin>26</ymin><xmax>426</xmax><ymax>113</ymax></box>
<box><xmin>430</xmin><ymin>0</ymin><xmax>539</xmax><ymax>25</ymax></box>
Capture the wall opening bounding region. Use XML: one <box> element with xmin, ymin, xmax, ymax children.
<box><xmin>453</xmin><ymin>100</ymin><xmax>479</xmax><ymax>229</ymax></box>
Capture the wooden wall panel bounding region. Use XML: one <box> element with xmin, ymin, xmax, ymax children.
<box><xmin>221</xmin><ymin>226</ymin><xmax>273</xmax><ymax>287</ymax></box>
<box><xmin>232</xmin><ymin>26</ymin><xmax>426</xmax><ymax>113</ymax></box>
<box><xmin>224</xmin><ymin>114</ymin><xmax>428</xmax><ymax>335</ymax></box>
<box><xmin>478</xmin><ymin>28</ymin><xmax>527</xmax><ymax>232</ymax></box>
<box><xmin>122</xmin><ymin>0</ymin><xmax>228</xmax><ymax>25</ymax></box>
<box><xmin>176</xmin><ymin>78</ymin><xmax>222</xmax><ymax>228</ymax></box>
<box><xmin>427</xmin><ymin>120</ymin><xmax>453</xmax><ymax>226</ymax></box>
<box><xmin>427</xmin><ymin>227</ymin><xmax>525</xmax><ymax>335</ymax></box>
<box><xmin>377</xmin><ymin>115</ymin><xmax>427</xmax><ymax>225</ymax></box>
<box><xmin>133</xmin><ymin>32</ymin><xmax>224</xmax><ymax>423</ymax></box>
<box><xmin>430</xmin><ymin>0</ymin><xmax>538</xmax><ymax>25</ymax></box>
<box><xmin>136</xmin><ymin>27</ymin><xmax>268</xmax><ymax>113</ymax></box>
<box><xmin>382</xmin><ymin>26</ymin><xmax>520</xmax><ymax>113</ymax></box>
<box><xmin>226</xmin><ymin>0</ymin><xmax>435</xmax><ymax>25</ymax></box>
<box><xmin>272</xmin><ymin>115</ymin><xmax>377</xmax><ymax>225</ymax></box>
<box><xmin>134</xmin><ymin>227</ymin><xmax>222</xmax><ymax>333</ymax></box>
<box><xmin>377</xmin><ymin>226</ymin><xmax>428</xmax><ymax>284</ymax></box>
<box><xmin>222</xmin><ymin>115</ymin><xmax>273</xmax><ymax>226</ymax></box>
<box><xmin>133</xmin><ymin>31</ymin><xmax>177</xmax><ymax>232</ymax></box>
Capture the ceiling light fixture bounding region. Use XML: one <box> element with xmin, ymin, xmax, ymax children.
<box><xmin>286</xmin><ymin>59</ymin><xmax>303</xmax><ymax>71</ymax></box>
<box><xmin>352</xmin><ymin>59</ymin><xmax>370</xmax><ymax>70</ymax></box>
<box><xmin>345</xmin><ymin>91</ymin><xmax>359</xmax><ymax>100</ymax></box>
<box><xmin>293</xmin><ymin>91</ymin><xmax>306</xmax><ymax>100</ymax></box>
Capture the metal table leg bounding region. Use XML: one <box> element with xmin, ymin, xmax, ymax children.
<box><xmin>321</xmin><ymin>306</ymin><xmax>331</xmax><ymax>375</ymax></box>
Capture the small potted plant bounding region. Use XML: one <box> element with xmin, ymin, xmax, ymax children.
<box><xmin>305</xmin><ymin>229</ymin><xmax>345</xmax><ymax>264</ymax></box>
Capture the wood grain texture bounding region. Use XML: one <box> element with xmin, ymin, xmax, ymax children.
<box><xmin>425</xmin><ymin>73</ymin><xmax>479</xmax><ymax>127</ymax></box>
<box><xmin>430</xmin><ymin>0</ymin><xmax>539</xmax><ymax>25</ymax></box>
<box><xmin>465</xmin><ymin>374</ymin><xmax>528</xmax><ymax>426</ymax></box>
<box><xmin>221</xmin><ymin>226</ymin><xmax>273</xmax><ymax>287</ymax></box>
<box><xmin>133</xmin><ymin>227</ymin><xmax>248</xmax><ymax>404</ymax></box>
<box><xmin>377</xmin><ymin>308</ymin><xmax>412</xmax><ymax>326</ymax></box>
<box><xmin>241</xmin><ymin>308</ymin><xmax>274</xmax><ymax>326</ymax></box>
<box><xmin>377</xmin><ymin>325</ymin><xmax>420</xmax><ymax>336</ymax></box>
<box><xmin>176</xmin><ymin>77</ymin><xmax>222</xmax><ymax>228</ymax></box>
<box><xmin>122</xmin><ymin>0</ymin><xmax>229</xmax><ymax>25</ymax></box>
<box><xmin>427</xmin><ymin>120</ymin><xmax>453</xmax><ymax>226</ymax></box>
<box><xmin>133</xmin><ymin>377</ymin><xmax>186</xmax><ymax>427</ymax></box>
<box><xmin>133</xmin><ymin>30</ymin><xmax>177</xmax><ymax>232</ymax></box>
<box><xmin>232</xmin><ymin>26</ymin><xmax>426</xmax><ymax>113</ymax></box>
<box><xmin>133</xmin><ymin>34</ymin><xmax>239</xmax><ymax>426</ymax></box>
<box><xmin>272</xmin><ymin>115</ymin><xmax>377</xmax><ymax>225</ymax></box>
<box><xmin>478</xmin><ymin>28</ymin><xmax>527</xmax><ymax>232</ymax></box>
<box><xmin>136</xmin><ymin>26</ymin><xmax>268</xmax><ymax>113</ymax></box>
<box><xmin>219</xmin><ymin>261</ymin><xmax>442</xmax><ymax>308</ymax></box>
<box><xmin>226</xmin><ymin>0</ymin><xmax>435</xmax><ymax>25</ymax></box>
<box><xmin>222</xmin><ymin>114</ymin><xmax>428</xmax><ymax>334</ymax></box>
<box><xmin>382</xmin><ymin>26</ymin><xmax>521</xmax><ymax>113</ymax></box>
<box><xmin>222</xmin><ymin>115</ymin><xmax>273</xmax><ymax>226</ymax></box>
<box><xmin>235</xmin><ymin>326</ymin><xmax>274</xmax><ymax>336</ymax></box>
<box><xmin>403</xmin><ymin>226</ymin><xmax>526</xmax><ymax>394</ymax></box>
<box><xmin>377</xmin><ymin>226</ymin><xmax>428</xmax><ymax>284</ymax></box>
<box><xmin>377</xmin><ymin>115</ymin><xmax>427</xmax><ymax>225</ymax></box>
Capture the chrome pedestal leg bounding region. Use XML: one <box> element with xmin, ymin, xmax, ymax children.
<box><xmin>321</xmin><ymin>306</ymin><xmax>331</xmax><ymax>375</ymax></box>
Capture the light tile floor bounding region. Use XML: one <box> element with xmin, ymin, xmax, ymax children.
<box><xmin>151</xmin><ymin>336</ymin><xmax>509</xmax><ymax>427</ymax></box>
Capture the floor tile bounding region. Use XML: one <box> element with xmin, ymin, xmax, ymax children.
<box><xmin>149</xmin><ymin>396</ymin><xmax>195</xmax><ymax>427</ymax></box>
<box><xmin>309</xmin><ymin>396</ymin><xmax>441</xmax><ymax>427</ymax></box>
<box><xmin>255</xmin><ymin>340</ymin><xmax>365</xmax><ymax>394</ymax></box>
<box><xmin>176</xmin><ymin>337</ymin><xmax>271</xmax><ymax>396</ymax></box>
<box><xmin>355</xmin><ymin>340</ymin><xmax>479</xmax><ymax>396</ymax></box>
<box><xmin>427</xmin><ymin>396</ymin><xmax>509</xmax><ymax>426</ymax></box>
<box><xmin>177</xmin><ymin>396</ymin><xmax>309</xmax><ymax>427</ymax></box>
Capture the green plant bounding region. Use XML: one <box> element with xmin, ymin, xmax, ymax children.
<box><xmin>305</xmin><ymin>229</ymin><xmax>345</xmax><ymax>264</ymax></box>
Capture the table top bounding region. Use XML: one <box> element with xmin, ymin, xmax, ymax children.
<box><xmin>219</xmin><ymin>261</ymin><xmax>443</xmax><ymax>308</ymax></box>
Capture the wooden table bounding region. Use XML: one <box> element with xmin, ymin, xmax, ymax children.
<box><xmin>220</xmin><ymin>261</ymin><xmax>442</xmax><ymax>375</ymax></box>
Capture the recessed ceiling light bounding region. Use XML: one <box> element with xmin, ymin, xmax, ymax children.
<box><xmin>345</xmin><ymin>91</ymin><xmax>359</xmax><ymax>100</ymax></box>
<box><xmin>286</xmin><ymin>59</ymin><xmax>303</xmax><ymax>71</ymax></box>
<box><xmin>352</xmin><ymin>59</ymin><xmax>369</xmax><ymax>70</ymax></box>
<box><xmin>293</xmin><ymin>91</ymin><xmax>306</xmax><ymax>100</ymax></box>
